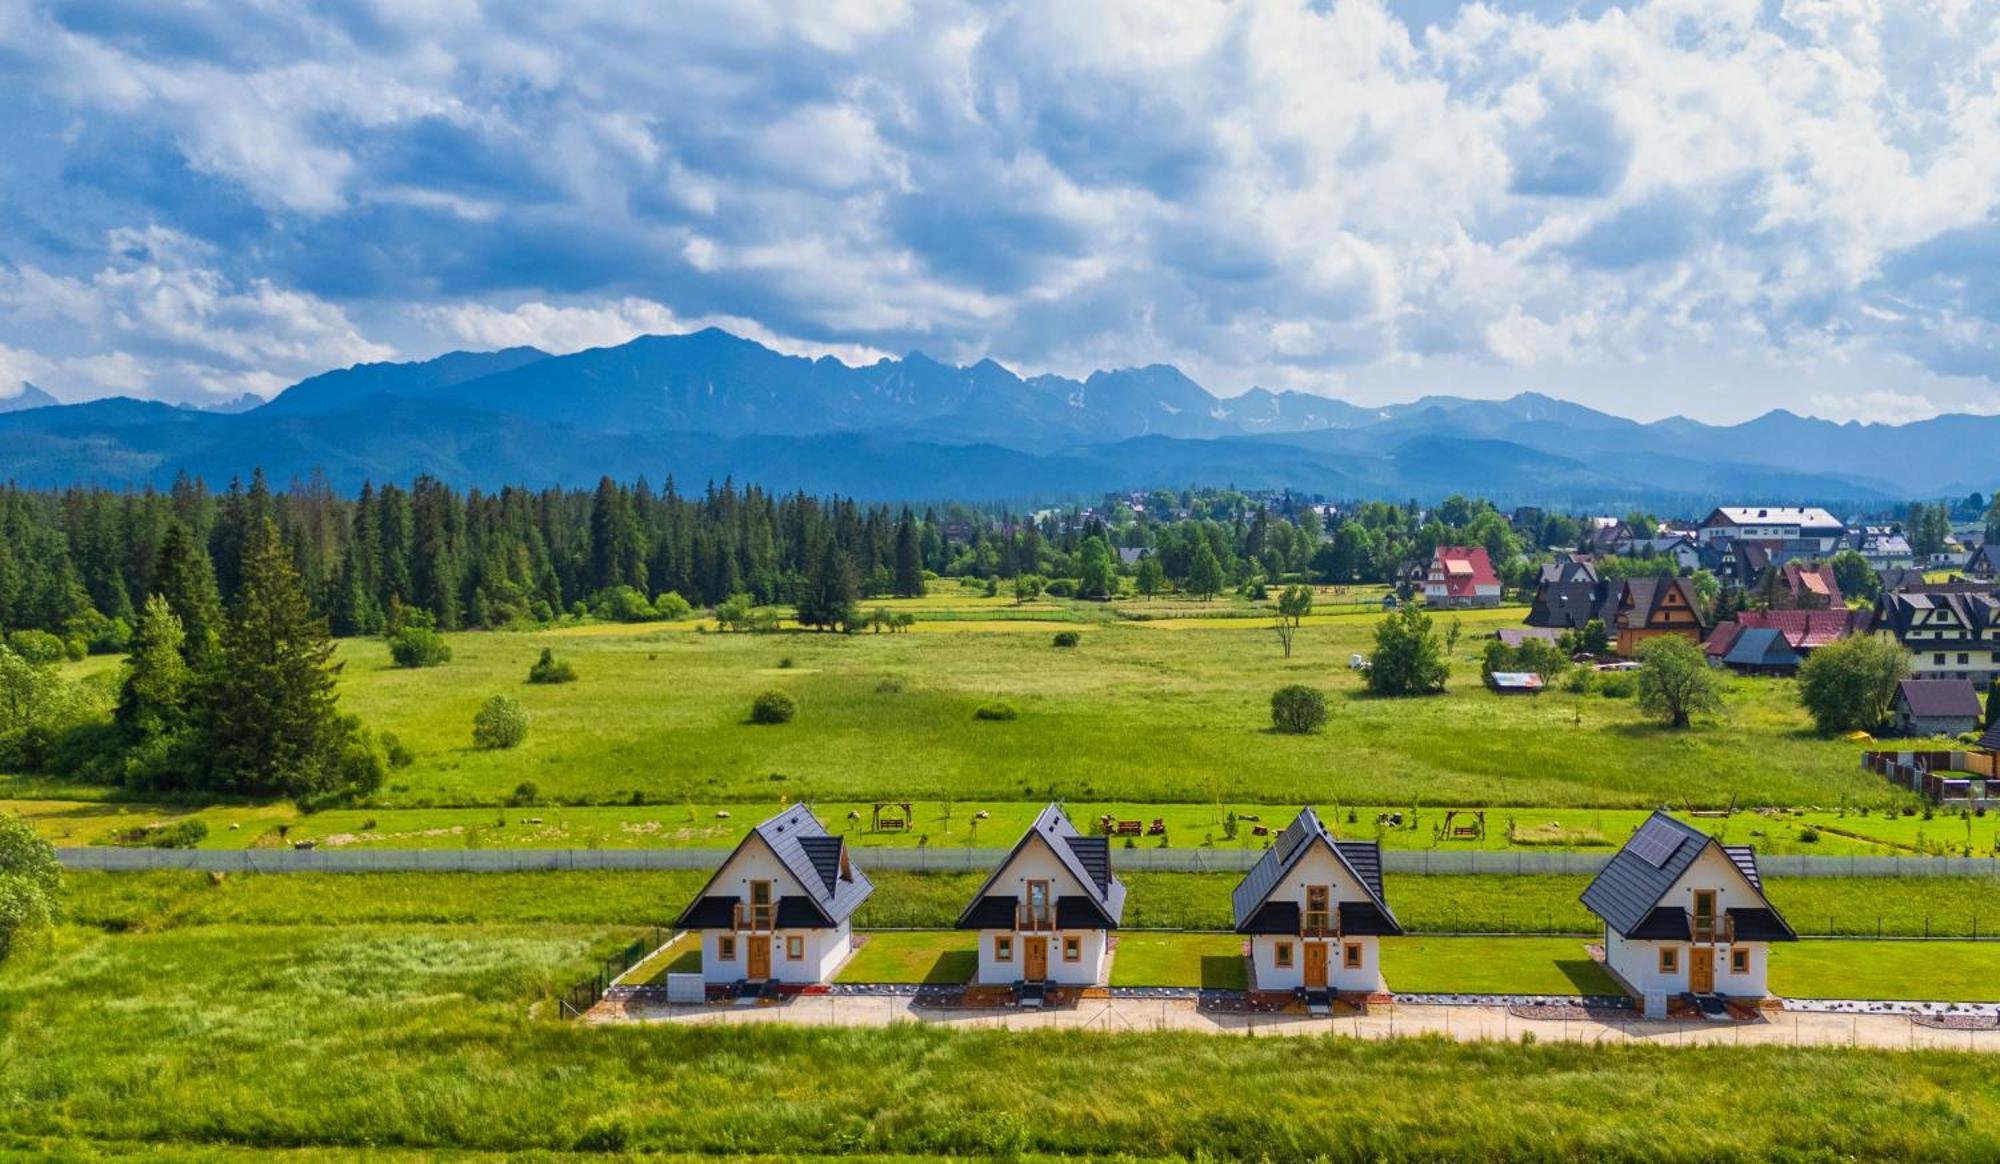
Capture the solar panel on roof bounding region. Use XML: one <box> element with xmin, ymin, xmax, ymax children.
<box><xmin>1628</xmin><ymin>817</ymin><xmax>1684</xmax><ymax>868</ymax></box>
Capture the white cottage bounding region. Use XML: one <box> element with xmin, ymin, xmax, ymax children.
<box><xmin>955</xmin><ymin>803</ymin><xmax>1125</xmax><ymax>988</ymax></box>
<box><xmin>1231</xmin><ymin>808</ymin><xmax>1401</xmax><ymax>997</ymax></box>
<box><xmin>674</xmin><ymin>805</ymin><xmax>873</xmax><ymax>987</ymax></box>
<box><xmin>1580</xmin><ymin>812</ymin><xmax>1796</xmax><ymax>1016</ymax></box>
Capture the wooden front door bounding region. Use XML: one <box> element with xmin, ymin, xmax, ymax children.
<box><xmin>1690</xmin><ymin>948</ymin><xmax>1714</xmax><ymax>993</ymax></box>
<box><xmin>1023</xmin><ymin>936</ymin><xmax>1048</xmax><ymax>981</ymax></box>
<box><xmin>1303</xmin><ymin>941</ymin><xmax>1329</xmax><ymax>988</ymax></box>
<box><xmin>747</xmin><ymin>935</ymin><xmax>771</xmax><ymax>979</ymax></box>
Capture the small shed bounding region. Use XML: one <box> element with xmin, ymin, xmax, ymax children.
<box><xmin>1487</xmin><ymin>671</ymin><xmax>1544</xmax><ymax>696</ymax></box>
<box><xmin>1892</xmin><ymin>679</ymin><xmax>1983</xmax><ymax>739</ymax></box>
<box><xmin>1720</xmin><ymin>627</ymin><xmax>1801</xmax><ymax>676</ymax></box>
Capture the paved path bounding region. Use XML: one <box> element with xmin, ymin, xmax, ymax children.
<box><xmin>587</xmin><ymin>995</ymin><xmax>2000</xmax><ymax>1052</ymax></box>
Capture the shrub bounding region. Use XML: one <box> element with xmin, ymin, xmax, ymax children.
<box><xmin>380</xmin><ymin>731</ymin><xmax>415</xmax><ymax>768</ymax></box>
<box><xmin>653</xmin><ymin>591</ymin><xmax>693</xmax><ymax>621</ymax></box>
<box><xmin>509</xmin><ymin>780</ymin><xmax>540</xmax><ymax>807</ymax></box>
<box><xmin>1365</xmin><ymin>606</ymin><xmax>1449</xmax><ymax>696</ymax></box>
<box><xmin>526</xmin><ymin>648</ymin><xmax>576</xmax><ymax>685</ymax></box>
<box><xmin>104</xmin><ymin>819</ymin><xmax>208</xmax><ymax>849</ymax></box>
<box><xmin>875</xmin><ymin>679</ymin><xmax>904</xmax><ymax>694</ymax></box>
<box><xmin>974</xmin><ymin>702</ymin><xmax>1018</xmax><ymax>721</ymax></box>
<box><xmin>1798</xmin><ymin>826</ymin><xmax>1821</xmax><ymax>844</ymax></box>
<box><xmin>750</xmin><ymin>690</ymin><xmax>796</xmax><ymax>725</ymax></box>
<box><xmin>592</xmin><ymin>586</ymin><xmax>658</xmax><ymax>623</ymax></box>
<box><xmin>1598</xmin><ymin>673</ymin><xmax>1636</xmax><ymax>699</ymax></box>
<box><xmin>386</xmin><ymin>626</ymin><xmax>452</xmax><ymax>668</ymax></box>
<box><xmin>1052</xmin><ymin>631</ymin><xmax>1080</xmax><ymax>648</ymax></box>
<box><xmin>2</xmin><ymin>630</ymin><xmax>65</xmax><ymax>667</ymax></box>
<box><xmin>1270</xmin><ymin>685</ymin><xmax>1329</xmax><ymax>734</ymax></box>
<box><xmin>472</xmin><ymin>696</ymin><xmax>529</xmax><ymax>749</ymax></box>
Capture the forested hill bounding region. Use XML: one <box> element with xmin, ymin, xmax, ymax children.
<box><xmin>0</xmin><ymin>476</ymin><xmax>1534</xmax><ymax>644</ymax></box>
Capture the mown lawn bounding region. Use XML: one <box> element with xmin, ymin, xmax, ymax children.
<box><xmin>20</xmin><ymin>610</ymin><xmax>1884</xmax><ymax>811</ymax></box>
<box><xmin>1382</xmin><ymin>936</ymin><xmax>1623</xmax><ymax>995</ymax></box>
<box><xmin>835</xmin><ymin>930</ymin><xmax>978</xmax><ymax>984</ymax></box>
<box><xmin>1770</xmin><ymin>941</ymin><xmax>2000</xmax><ymax>1002</ymax></box>
<box><xmin>1109</xmin><ymin>932</ymin><xmax>1248</xmax><ymax>989</ymax></box>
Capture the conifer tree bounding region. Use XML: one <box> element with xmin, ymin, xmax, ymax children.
<box><xmin>893</xmin><ymin>510</ymin><xmax>926</xmax><ymax>597</ymax></box>
<box><xmin>152</xmin><ymin>521</ymin><xmax>224</xmax><ymax>666</ymax></box>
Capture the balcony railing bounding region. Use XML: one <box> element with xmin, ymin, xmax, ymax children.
<box><xmin>1016</xmin><ymin>903</ymin><xmax>1057</xmax><ymax>931</ymax></box>
<box><xmin>734</xmin><ymin>902</ymin><xmax>776</xmax><ymax>932</ymax></box>
<box><xmin>1689</xmin><ymin>913</ymin><xmax>1734</xmax><ymax>945</ymax></box>
<box><xmin>1301</xmin><ymin>910</ymin><xmax>1336</xmax><ymax>938</ymax></box>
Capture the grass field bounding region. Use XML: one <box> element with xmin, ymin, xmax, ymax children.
<box><xmin>8</xmin><ymin>925</ymin><xmax>2000</xmax><ymax>1159</ymax></box>
<box><xmin>1768</xmin><ymin>941</ymin><xmax>1999</xmax><ymax>1002</ymax></box>
<box><xmin>1108</xmin><ymin>931</ymin><xmax>1249</xmax><ymax>989</ymax></box>
<box><xmin>16</xmin><ymin>605</ymin><xmax>1894</xmax><ymax>812</ymax></box>
<box><xmin>55</xmin><ymin>869</ymin><xmax>2000</xmax><ymax>941</ymax></box>
<box><xmin>1383</xmin><ymin>936</ymin><xmax>1623</xmax><ymax>994</ymax></box>
<box><xmin>836</xmin><ymin>930</ymin><xmax>978</xmax><ymax>984</ymax></box>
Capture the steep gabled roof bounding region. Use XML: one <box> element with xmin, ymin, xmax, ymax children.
<box><xmin>1722</xmin><ymin>626</ymin><xmax>1800</xmax><ymax>669</ymax></box>
<box><xmin>954</xmin><ymin>803</ymin><xmax>1126</xmax><ymax>929</ymax></box>
<box><xmin>1896</xmin><ymin>679</ymin><xmax>1982</xmax><ymax>720</ymax></box>
<box><xmin>1230</xmin><ymin>807</ymin><xmax>1401</xmax><ymax>934</ymax></box>
<box><xmin>673</xmin><ymin>805</ymin><xmax>874</xmax><ymax>928</ymax></box>
<box><xmin>1579</xmin><ymin>811</ymin><xmax>1790</xmax><ymax>940</ymax></box>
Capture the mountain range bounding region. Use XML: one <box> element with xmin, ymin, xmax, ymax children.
<box><xmin>0</xmin><ymin>328</ymin><xmax>1992</xmax><ymax>507</ymax></box>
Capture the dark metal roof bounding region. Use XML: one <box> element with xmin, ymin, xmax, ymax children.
<box><xmin>954</xmin><ymin>803</ymin><xmax>1126</xmax><ymax>928</ymax></box>
<box><xmin>959</xmin><ymin>895</ymin><xmax>1016</xmax><ymax>930</ymax></box>
<box><xmin>1240</xmin><ymin>900</ymin><xmax>1300</xmax><ymax>935</ymax></box>
<box><xmin>776</xmin><ymin>897</ymin><xmax>828</xmax><ymax>929</ymax></box>
<box><xmin>1580</xmin><ymin>811</ymin><xmax>1791</xmax><ymax>940</ymax></box>
<box><xmin>1230</xmin><ymin>808</ymin><xmax>1399</xmax><ymax>933</ymax></box>
<box><xmin>1057</xmin><ymin>895</ymin><xmax>1113</xmax><ymax>929</ymax></box>
<box><xmin>680</xmin><ymin>895</ymin><xmax>736</xmax><ymax>929</ymax></box>
<box><xmin>1981</xmin><ymin>721</ymin><xmax>2000</xmax><ymax>752</ymax></box>
<box><xmin>1630</xmin><ymin>907</ymin><xmax>1689</xmax><ymax>940</ymax></box>
<box><xmin>673</xmin><ymin>805</ymin><xmax>874</xmax><ymax>929</ymax></box>
<box><xmin>1726</xmin><ymin>907</ymin><xmax>1798</xmax><ymax>942</ymax></box>
<box><xmin>1895</xmin><ymin>679</ymin><xmax>1982</xmax><ymax>720</ymax></box>
<box><xmin>1722</xmin><ymin>627</ymin><xmax>1800</xmax><ymax>669</ymax></box>
<box><xmin>1337</xmin><ymin>901</ymin><xmax>1402</xmax><ymax>937</ymax></box>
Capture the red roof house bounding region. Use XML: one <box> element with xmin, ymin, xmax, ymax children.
<box><xmin>1424</xmin><ymin>546</ymin><xmax>1502</xmax><ymax>609</ymax></box>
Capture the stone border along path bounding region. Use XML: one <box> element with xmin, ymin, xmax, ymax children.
<box><xmin>583</xmin><ymin>993</ymin><xmax>2000</xmax><ymax>1051</ymax></box>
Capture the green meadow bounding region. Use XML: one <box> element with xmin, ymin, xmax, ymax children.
<box><xmin>21</xmin><ymin>601</ymin><xmax>1899</xmax><ymax>818</ymax></box>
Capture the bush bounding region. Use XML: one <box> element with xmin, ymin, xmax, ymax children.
<box><xmin>1598</xmin><ymin>673</ymin><xmax>1636</xmax><ymax>699</ymax></box>
<box><xmin>386</xmin><ymin>626</ymin><xmax>452</xmax><ymax>668</ymax></box>
<box><xmin>2</xmin><ymin>630</ymin><xmax>65</xmax><ymax>667</ymax></box>
<box><xmin>472</xmin><ymin>695</ymin><xmax>529</xmax><ymax>749</ymax></box>
<box><xmin>380</xmin><ymin>731</ymin><xmax>415</xmax><ymax>768</ymax></box>
<box><xmin>1366</xmin><ymin>606</ymin><xmax>1449</xmax><ymax>696</ymax></box>
<box><xmin>1052</xmin><ymin>631</ymin><xmax>1080</xmax><ymax>648</ymax></box>
<box><xmin>750</xmin><ymin>690</ymin><xmax>796</xmax><ymax>725</ymax></box>
<box><xmin>592</xmin><ymin>586</ymin><xmax>659</xmax><ymax>623</ymax></box>
<box><xmin>509</xmin><ymin>780</ymin><xmax>540</xmax><ymax>807</ymax></box>
<box><xmin>104</xmin><ymin>819</ymin><xmax>208</xmax><ymax>849</ymax></box>
<box><xmin>974</xmin><ymin>702</ymin><xmax>1018</xmax><ymax>721</ymax></box>
<box><xmin>526</xmin><ymin>648</ymin><xmax>576</xmax><ymax>685</ymax></box>
<box><xmin>1270</xmin><ymin>685</ymin><xmax>1329</xmax><ymax>734</ymax></box>
<box><xmin>653</xmin><ymin>591</ymin><xmax>693</xmax><ymax>621</ymax></box>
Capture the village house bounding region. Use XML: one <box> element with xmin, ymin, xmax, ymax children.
<box><xmin>1580</xmin><ymin>812</ymin><xmax>1796</xmax><ymax>1018</ymax></box>
<box><xmin>1875</xmin><ymin>587</ymin><xmax>2000</xmax><ymax>683</ymax></box>
<box><xmin>1702</xmin><ymin>609</ymin><xmax>1873</xmax><ymax>674</ymax></box>
<box><xmin>1697</xmin><ymin>506</ymin><xmax>1846</xmax><ymax>553</ymax></box>
<box><xmin>1423</xmin><ymin>545</ymin><xmax>1501</xmax><ymax>608</ymax></box>
<box><xmin>1524</xmin><ymin>575</ymin><xmax>1709</xmax><ymax>655</ymax></box>
<box><xmin>1891</xmin><ymin>679</ymin><xmax>1984</xmax><ymax>738</ymax></box>
<box><xmin>1613</xmin><ymin>533</ymin><xmax>1701</xmax><ymax>572</ymax></box>
<box><xmin>1231</xmin><ymin>808</ymin><xmax>1401</xmax><ymax>999</ymax></box>
<box><xmin>956</xmin><ymin>803</ymin><xmax>1125</xmax><ymax>989</ymax></box>
<box><xmin>1848</xmin><ymin>527</ymin><xmax>1916</xmax><ymax>569</ymax></box>
<box><xmin>674</xmin><ymin>805</ymin><xmax>873</xmax><ymax>988</ymax></box>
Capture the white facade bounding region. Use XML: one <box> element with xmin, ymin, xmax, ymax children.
<box><xmin>1241</xmin><ymin>841</ymin><xmax>1389</xmax><ymax>993</ymax></box>
<box><xmin>703</xmin><ymin>921</ymin><xmax>854</xmax><ymax>986</ymax></box>
<box><xmin>969</xmin><ymin>832</ymin><xmax>1111</xmax><ymax>987</ymax></box>
<box><xmin>1699</xmin><ymin>507</ymin><xmax>1845</xmax><ymax>552</ymax></box>
<box><xmin>692</xmin><ymin>833</ymin><xmax>858</xmax><ymax>986</ymax></box>
<box><xmin>1598</xmin><ymin>843</ymin><xmax>1775</xmax><ymax>1000</ymax></box>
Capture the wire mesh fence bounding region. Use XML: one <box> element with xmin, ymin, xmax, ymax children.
<box><xmin>57</xmin><ymin>845</ymin><xmax>2000</xmax><ymax>877</ymax></box>
<box><xmin>557</xmin><ymin>926</ymin><xmax>667</xmax><ymax>1020</ymax></box>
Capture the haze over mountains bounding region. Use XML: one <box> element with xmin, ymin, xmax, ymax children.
<box><xmin>0</xmin><ymin>328</ymin><xmax>1991</xmax><ymax>506</ymax></box>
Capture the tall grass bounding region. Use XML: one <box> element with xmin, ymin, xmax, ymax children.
<box><xmin>4</xmin><ymin>923</ymin><xmax>1998</xmax><ymax>1160</ymax></box>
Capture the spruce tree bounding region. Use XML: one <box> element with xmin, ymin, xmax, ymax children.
<box><xmin>152</xmin><ymin>521</ymin><xmax>224</xmax><ymax>666</ymax></box>
<box><xmin>198</xmin><ymin>519</ymin><xmax>350</xmax><ymax>798</ymax></box>
<box><xmin>116</xmin><ymin>594</ymin><xmax>190</xmax><ymax>740</ymax></box>
<box><xmin>893</xmin><ymin>510</ymin><xmax>926</xmax><ymax>597</ymax></box>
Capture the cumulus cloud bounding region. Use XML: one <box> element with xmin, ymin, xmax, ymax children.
<box><xmin>1</xmin><ymin>0</ymin><xmax>2000</xmax><ymax>421</ymax></box>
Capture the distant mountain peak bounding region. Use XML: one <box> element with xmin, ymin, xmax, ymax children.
<box><xmin>0</xmin><ymin>381</ymin><xmax>59</xmax><ymax>413</ymax></box>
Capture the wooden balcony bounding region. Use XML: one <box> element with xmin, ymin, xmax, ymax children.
<box><xmin>733</xmin><ymin>902</ymin><xmax>777</xmax><ymax>932</ymax></box>
<box><xmin>1016</xmin><ymin>903</ymin><xmax>1058</xmax><ymax>932</ymax></box>
<box><xmin>1689</xmin><ymin>913</ymin><xmax>1734</xmax><ymax>945</ymax></box>
<box><xmin>1300</xmin><ymin>910</ymin><xmax>1337</xmax><ymax>938</ymax></box>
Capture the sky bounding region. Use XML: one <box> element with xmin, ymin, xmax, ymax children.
<box><xmin>2</xmin><ymin>0</ymin><xmax>1999</xmax><ymax>425</ymax></box>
